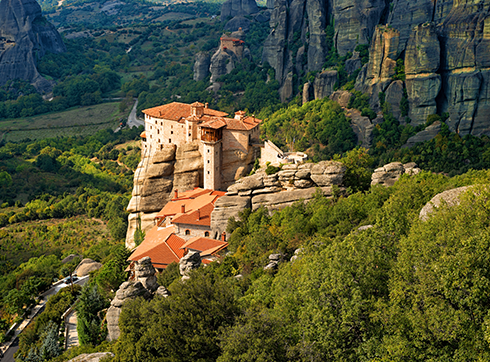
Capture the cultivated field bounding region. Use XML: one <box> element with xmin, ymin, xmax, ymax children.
<box><xmin>0</xmin><ymin>102</ymin><xmax>127</xmax><ymax>142</ymax></box>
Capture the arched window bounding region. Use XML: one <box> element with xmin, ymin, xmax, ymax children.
<box><xmin>185</xmin><ymin>230</ymin><xmax>190</xmax><ymax>235</ymax></box>
<box><xmin>204</xmin><ymin>231</ymin><xmax>210</xmax><ymax>237</ymax></box>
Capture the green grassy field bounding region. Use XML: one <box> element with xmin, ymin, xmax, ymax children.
<box><xmin>0</xmin><ymin>102</ymin><xmax>127</xmax><ymax>142</ymax></box>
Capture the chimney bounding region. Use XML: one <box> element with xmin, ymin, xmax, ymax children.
<box><xmin>196</xmin><ymin>209</ymin><xmax>200</xmax><ymax>220</ymax></box>
<box><xmin>205</xmin><ymin>102</ymin><xmax>208</xmax><ymax>109</ymax></box>
<box><xmin>221</xmin><ymin>232</ymin><xmax>226</xmax><ymax>242</ymax></box>
<box><xmin>181</xmin><ymin>204</ymin><xmax>185</xmax><ymax>213</ymax></box>
<box><xmin>174</xmin><ymin>189</ymin><xmax>178</xmax><ymax>199</ymax></box>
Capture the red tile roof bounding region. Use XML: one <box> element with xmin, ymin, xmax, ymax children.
<box><xmin>128</xmin><ymin>225</ymin><xmax>185</xmax><ymax>268</ymax></box>
<box><xmin>200</xmin><ymin>118</ymin><xmax>227</xmax><ymax>129</ymax></box>
<box><xmin>143</xmin><ymin>102</ymin><xmax>228</xmax><ymax>120</ymax></box>
<box><xmin>172</xmin><ymin>203</ymin><xmax>215</xmax><ymax>227</ymax></box>
<box><xmin>180</xmin><ymin>236</ymin><xmax>228</xmax><ymax>256</ymax></box>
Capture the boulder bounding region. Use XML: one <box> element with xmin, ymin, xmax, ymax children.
<box><xmin>371</xmin><ymin>162</ymin><xmax>421</xmax><ymax>186</ymax></box>
<box><xmin>210</xmin><ymin>48</ymin><xmax>238</xmax><ymax>83</ymax></box>
<box><xmin>75</xmin><ymin>259</ymin><xmax>102</xmax><ymax>277</ymax></box>
<box><xmin>419</xmin><ymin>186</ymin><xmax>476</xmax><ymax>221</ymax></box>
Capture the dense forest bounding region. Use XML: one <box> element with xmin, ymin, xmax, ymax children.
<box><xmin>4</xmin><ymin>0</ymin><xmax>490</xmax><ymax>360</ymax></box>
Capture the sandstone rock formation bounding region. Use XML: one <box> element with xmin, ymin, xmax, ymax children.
<box><xmin>211</xmin><ymin>161</ymin><xmax>346</xmax><ymax>236</ymax></box>
<box><xmin>419</xmin><ymin>185</ymin><xmax>476</xmax><ymax>221</ymax></box>
<box><xmin>403</xmin><ymin>121</ymin><xmax>442</xmax><ymax>148</ymax></box>
<box><xmin>221</xmin><ymin>0</ymin><xmax>259</xmax><ymax>20</ymax></box>
<box><xmin>179</xmin><ymin>250</ymin><xmax>202</xmax><ymax>279</ymax></box>
<box><xmin>371</xmin><ymin>162</ymin><xmax>421</xmax><ymax>186</ymax></box>
<box><xmin>193</xmin><ymin>52</ymin><xmax>211</xmax><ymax>81</ymax></box>
<box><xmin>107</xmin><ymin>257</ymin><xmax>168</xmax><ymax>341</ymax></box>
<box><xmin>353</xmin><ymin>0</ymin><xmax>490</xmax><ymax>136</ymax></box>
<box><xmin>126</xmin><ymin>144</ymin><xmax>201</xmax><ymax>249</ymax></box>
<box><xmin>0</xmin><ymin>0</ymin><xmax>65</xmax><ymax>92</ymax></box>
<box><xmin>75</xmin><ymin>259</ymin><xmax>103</xmax><ymax>277</ymax></box>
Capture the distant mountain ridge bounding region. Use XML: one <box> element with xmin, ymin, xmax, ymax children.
<box><xmin>0</xmin><ymin>0</ymin><xmax>65</xmax><ymax>92</ymax></box>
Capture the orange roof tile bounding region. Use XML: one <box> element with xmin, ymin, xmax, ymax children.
<box><xmin>143</xmin><ymin>102</ymin><xmax>227</xmax><ymax>120</ymax></box>
<box><xmin>180</xmin><ymin>236</ymin><xmax>228</xmax><ymax>255</ymax></box>
<box><xmin>172</xmin><ymin>203</ymin><xmax>215</xmax><ymax>226</ymax></box>
<box><xmin>140</xmin><ymin>131</ymin><xmax>146</xmax><ymax>138</ymax></box>
<box><xmin>156</xmin><ymin>189</ymin><xmax>223</xmax><ymax>220</ymax></box>
<box><xmin>128</xmin><ymin>225</ymin><xmax>185</xmax><ymax>267</ymax></box>
<box><xmin>200</xmin><ymin>118</ymin><xmax>227</xmax><ymax>129</ymax></box>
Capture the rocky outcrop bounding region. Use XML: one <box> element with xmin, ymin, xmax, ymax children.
<box><xmin>75</xmin><ymin>258</ymin><xmax>103</xmax><ymax>277</ymax></box>
<box><xmin>405</xmin><ymin>23</ymin><xmax>441</xmax><ymax>125</ymax></box>
<box><xmin>193</xmin><ymin>52</ymin><xmax>210</xmax><ymax>81</ymax></box>
<box><xmin>211</xmin><ymin>161</ymin><xmax>346</xmax><ymax>236</ymax></box>
<box><xmin>356</xmin><ymin>26</ymin><xmax>400</xmax><ymax>109</ymax></box>
<box><xmin>371</xmin><ymin>162</ymin><xmax>420</xmax><ymax>186</ymax></box>
<box><xmin>419</xmin><ymin>185</ymin><xmax>476</xmax><ymax>221</ymax></box>
<box><xmin>179</xmin><ymin>250</ymin><xmax>202</xmax><ymax>279</ymax></box>
<box><xmin>403</xmin><ymin>121</ymin><xmax>442</xmax><ymax>148</ymax></box>
<box><xmin>0</xmin><ymin>0</ymin><xmax>65</xmax><ymax>92</ymax></box>
<box><xmin>331</xmin><ymin>0</ymin><xmax>385</xmax><ymax>57</ymax></box>
<box><xmin>346</xmin><ymin>109</ymin><xmax>376</xmax><ymax>148</ymax></box>
<box><xmin>107</xmin><ymin>257</ymin><xmax>168</xmax><ymax>341</ymax></box>
<box><xmin>313</xmin><ymin>70</ymin><xmax>337</xmax><ymax>100</ymax></box>
<box><xmin>221</xmin><ymin>0</ymin><xmax>259</xmax><ymax>20</ymax></box>
<box><xmin>126</xmin><ymin>144</ymin><xmax>201</xmax><ymax>249</ymax></box>
<box><xmin>329</xmin><ymin>90</ymin><xmax>353</xmax><ymax>108</ymax></box>
<box><xmin>384</xmin><ymin>80</ymin><xmax>404</xmax><ymax>120</ymax></box>
<box><xmin>210</xmin><ymin>47</ymin><xmax>239</xmax><ymax>83</ymax></box>
<box><xmin>264</xmin><ymin>253</ymin><xmax>284</xmax><ymax>271</ymax></box>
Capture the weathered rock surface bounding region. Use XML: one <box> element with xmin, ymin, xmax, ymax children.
<box><xmin>313</xmin><ymin>70</ymin><xmax>338</xmax><ymax>100</ymax></box>
<box><xmin>384</xmin><ymin>80</ymin><xmax>404</xmax><ymax>120</ymax></box>
<box><xmin>67</xmin><ymin>353</ymin><xmax>114</xmax><ymax>362</ymax></box>
<box><xmin>0</xmin><ymin>0</ymin><xmax>66</xmax><ymax>92</ymax></box>
<box><xmin>193</xmin><ymin>52</ymin><xmax>210</xmax><ymax>81</ymax></box>
<box><xmin>179</xmin><ymin>250</ymin><xmax>202</xmax><ymax>279</ymax></box>
<box><xmin>346</xmin><ymin>109</ymin><xmax>374</xmax><ymax>148</ymax></box>
<box><xmin>75</xmin><ymin>258</ymin><xmax>102</xmax><ymax>277</ymax></box>
<box><xmin>329</xmin><ymin>90</ymin><xmax>354</xmax><ymax>108</ymax></box>
<box><xmin>405</xmin><ymin>23</ymin><xmax>441</xmax><ymax>125</ymax></box>
<box><xmin>403</xmin><ymin>121</ymin><xmax>441</xmax><ymax>148</ymax></box>
<box><xmin>126</xmin><ymin>144</ymin><xmax>200</xmax><ymax>249</ymax></box>
<box><xmin>134</xmin><ymin>256</ymin><xmax>158</xmax><ymax>292</ymax></box>
<box><xmin>371</xmin><ymin>162</ymin><xmax>421</xmax><ymax>186</ymax></box>
<box><xmin>331</xmin><ymin>0</ymin><xmax>385</xmax><ymax>57</ymax></box>
<box><xmin>107</xmin><ymin>257</ymin><xmax>164</xmax><ymax>341</ymax></box>
<box><xmin>210</xmin><ymin>47</ymin><xmax>239</xmax><ymax>83</ymax></box>
<box><xmin>419</xmin><ymin>186</ymin><xmax>476</xmax><ymax>221</ymax></box>
<box><xmin>221</xmin><ymin>0</ymin><xmax>259</xmax><ymax>19</ymax></box>
<box><xmin>211</xmin><ymin>161</ymin><xmax>346</xmax><ymax>236</ymax></box>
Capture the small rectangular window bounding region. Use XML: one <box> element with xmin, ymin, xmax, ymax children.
<box><xmin>169</xmin><ymin>139</ymin><xmax>171</xmax><ymax>143</ymax></box>
<box><xmin>207</xmin><ymin>160</ymin><xmax>210</xmax><ymax>163</ymax></box>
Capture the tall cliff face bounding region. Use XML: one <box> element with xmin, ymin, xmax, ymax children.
<box><xmin>0</xmin><ymin>0</ymin><xmax>65</xmax><ymax>92</ymax></box>
<box><xmin>354</xmin><ymin>0</ymin><xmax>490</xmax><ymax>134</ymax></box>
<box><xmin>262</xmin><ymin>0</ymin><xmax>385</xmax><ymax>101</ymax></box>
